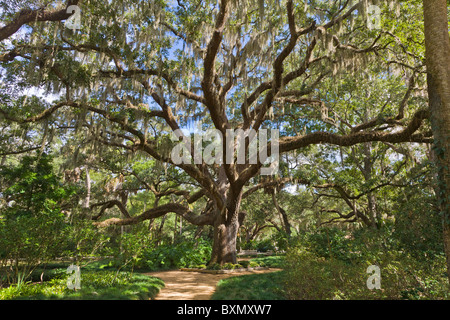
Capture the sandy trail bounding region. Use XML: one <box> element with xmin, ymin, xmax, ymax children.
<box><xmin>146</xmin><ymin>269</ymin><xmax>280</xmax><ymax>300</ymax></box>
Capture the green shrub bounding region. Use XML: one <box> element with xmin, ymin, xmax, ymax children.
<box><xmin>283</xmin><ymin>247</ymin><xmax>450</xmax><ymax>300</ymax></box>
<box><xmin>271</xmin><ymin>231</ymin><xmax>290</xmax><ymax>251</ymax></box>
<box><xmin>304</xmin><ymin>227</ymin><xmax>355</xmax><ymax>263</ymax></box>
<box><xmin>109</xmin><ymin>229</ymin><xmax>153</xmax><ymax>270</ymax></box>
<box><xmin>248</xmin><ymin>261</ymin><xmax>261</xmax><ymax>268</ymax></box>
<box><xmin>256</xmin><ymin>239</ymin><xmax>275</xmax><ymax>252</ymax></box>
<box><xmin>391</xmin><ymin>180</ymin><xmax>443</xmax><ymax>259</ymax></box>
<box><xmin>0</xmin><ymin>154</ymin><xmax>77</xmax><ymax>285</ymax></box>
<box><xmin>284</xmin><ymin>247</ymin><xmax>359</xmax><ymax>300</ymax></box>
<box><xmin>222</xmin><ymin>263</ymin><xmax>236</xmax><ymax>270</ymax></box>
<box><xmin>143</xmin><ymin>239</ymin><xmax>212</xmax><ymax>270</ymax></box>
<box><xmin>239</xmin><ymin>260</ymin><xmax>250</xmax><ymax>268</ymax></box>
<box><xmin>206</xmin><ymin>263</ymin><xmax>222</xmax><ymax>270</ymax></box>
<box><xmin>240</xmin><ymin>240</ymin><xmax>256</xmax><ymax>250</ymax></box>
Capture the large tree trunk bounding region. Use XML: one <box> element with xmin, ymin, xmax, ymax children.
<box><xmin>209</xmin><ymin>188</ymin><xmax>244</xmax><ymax>265</ymax></box>
<box><xmin>423</xmin><ymin>0</ymin><xmax>450</xmax><ymax>283</ymax></box>
<box><xmin>210</xmin><ymin>215</ymin><xmax>240</xmax><ymax>265</ymax></box>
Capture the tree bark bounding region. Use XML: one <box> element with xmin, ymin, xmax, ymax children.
<box><xmin>0</xmin><ymin>0</ymin><xmax>79</xmax><ymax>42</ymax></box>
<box><xmin>209</xmin><ymin>187</ymin><xmax>244</xmax><ymax>265</ymax></box>
<box><xmin>210</xmin><ymin>216</ymin><xmax>240</xmax><ymax>265</ymax></box>
<box><xmin>367</xmin><ymin>194</ymin><xmax>379</xmax><ymax>228</ymax></box>
<box><xmin>362</xmin><ymin>142</ymin><xmax>381</xmax><ymax>228</ymax></box>
<box><xmin>83</xmin><ymin>166</ymin><xmax>91</xmax><ymax>209</ymax></box>
<box><xmin>272</xmin><ymin>191</ymin><xmax>292</xmax><ymax>236</ymax></box>
<box><xmin>423</xmin><ymin>0</ymin><xmax>450</xmax><ymax>283</ymax></box>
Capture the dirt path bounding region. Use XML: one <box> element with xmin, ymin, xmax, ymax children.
<box><xmin>145</xmin><ymin>268</ymin><xmax>280</xmax><ymax>300</ymax></box>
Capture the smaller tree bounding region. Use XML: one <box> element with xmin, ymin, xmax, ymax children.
<box><xmin>0</xmin><ymin>153</ymin><xmax>75</xmax><ymax>285</ymax></box>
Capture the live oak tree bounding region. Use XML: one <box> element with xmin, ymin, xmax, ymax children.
<box><xmin>0</xmin><ymin>0</ymin><xmax>434</xmax><ymax>264</ymax></box>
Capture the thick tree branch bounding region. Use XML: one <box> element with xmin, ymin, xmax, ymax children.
<box><xmin>0</xmin><ymin>0</ymin><xmax>79</xmax><ymax>42</ymax></box>
<box><xmin>201</xmin><ymin>0</ymin><xmax>230</xmax><ymax>134</ymax></box>
<box><xmin>93</xmin><ymin>202</ymin><xmax>214</xmax><ymax>228</ymax></box>
<box><xmin>279</xmin><ymin>109</ymin><xmax>429</xmax><ymax>152</ymax></box>
<box><xmin>237</xmin><ymin>108</ymin><xmax>429</xmax><ymax>185</ymax></box>
<box><xmin>90</xmin><ymin>200</ymin><xmax>131</xmax><ymax>221</ymax></box>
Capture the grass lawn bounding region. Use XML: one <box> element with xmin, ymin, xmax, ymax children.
<box><xmin>211</xmin><ymin>255</ymin><xmax>286</xmax><ymax>300</ymax></box>
<box><xmin>244</xmin><ymin>255</ymin><xmax>285</xmax><ymax>268</ymax></box>
<box><xmin>211</xmin><ymin>270</ymin><xmax>286</xmax><ymax>300</ymax></box>
<box><xmin>0</xmin><ymin>264</ymin><xmax>165</xmax><ymax>300</ymax></box>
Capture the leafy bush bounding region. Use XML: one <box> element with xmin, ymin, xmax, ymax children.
<box><xmin>392</xmin><ymin>189</ymin><xmax>443</xmax><ymax>259</ymax></box>
<box><xmin>255</xmin><ymin>239</ymin><xmax>275</xmax><ymax>252</ymax></box>
<box><xmin>271</xmin><ymin>231</ymin><xmax>290</xmax><ymax>251</ymax></box>
<box><xmin>283</xmin><ymin>246</ymin><xmax>450</xmax><ymax>300</ymax></box>
<box><xmin>143</xmin><ymin>239</ymin><xmax>212</xmax><ymax>270</ymax></box>
<box><xmin>303</xmin><ymin>227</ymin><xmax>355</xmax><ymax>263</ymax></box>
<box><xmin>240</xmin><ymin>240</ymin><xmax>256</xmax><ymax>250</ymax></box>
<box><xmin>62</xmin><ymin>218</ymin><xmax>111</xmax><ymax>264</ymax></box>
<box><xmin>0</xmin><ymin>154</ymin><xmax>77</xmax><ymax>285</ymax></box>
<box><xmin>284</xmin><ymin>247</ymin><xmax>361</xmax><ymax>300</ymax></box>
<box><xmin>223</xmin><ymin>263</ymin><xmax>236</xmax><ymax>270</ymax></box>
<box><xmin>297</xmin><ymin>225</ymin><xmax>444</xmax><ymax>267</ymax></box>
<box><xmin>107</xmin><ymin>229</ymin><xmax>153</xmax><ymax>271</ymax></box>
<box><xmin>206</xmin><ymin>263</ymin><xmax>222</xmax><ymax>270</ymax></box>
<box><xmin>283</xmin><ymin>225</ymin><xmax>450</xmax><ymax>300</ymax></box>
